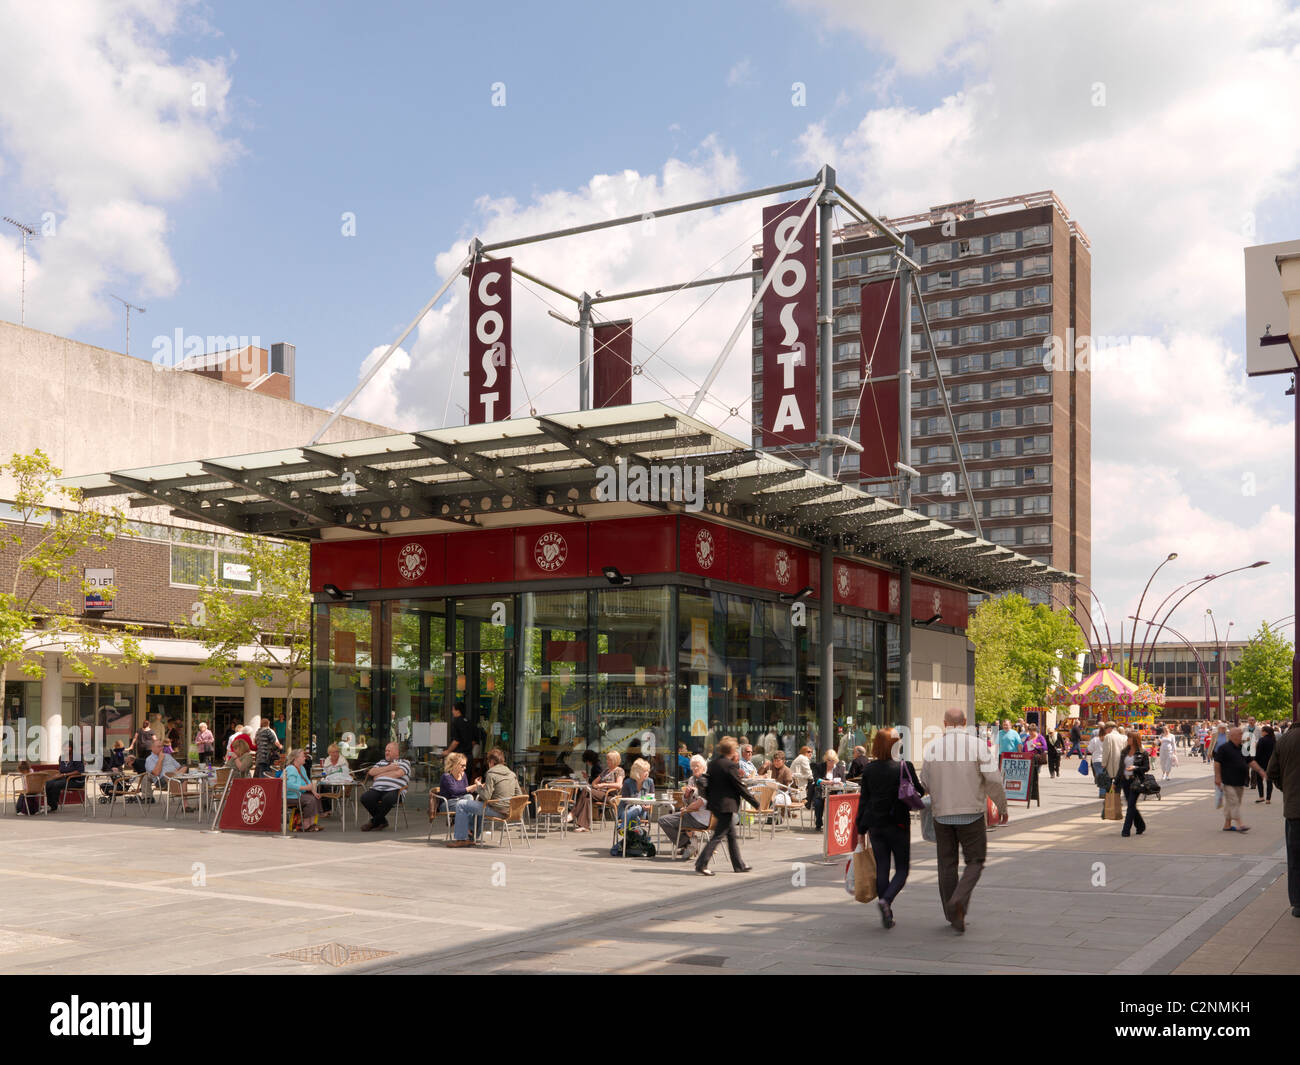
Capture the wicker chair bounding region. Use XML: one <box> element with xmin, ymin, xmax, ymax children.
<box><xmin>482</xmin><ymin>794</ymin><xmax>532</xmax><ymax>850</ymax></box>
<box><xmin>532</xmin><ymin>788</ymin><xmax>567</xmax><ymax>837</ymax></box>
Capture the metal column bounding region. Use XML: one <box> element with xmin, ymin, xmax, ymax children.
<box><xmin>817</xmin><ymin>166</ymin><xmax>836</xmax><ymax>754</ymax></box>
<box><xmin>578</xmin><ymin>292</ymin><xmax>592</xmax><ymax>412</ymax></box>
<box><xmin>898</xmin><ymin>237</ymin><xmax>915</xmax><ymax>726</ymax></box>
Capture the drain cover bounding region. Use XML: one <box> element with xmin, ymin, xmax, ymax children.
<box><xmin>671</xmin><ymin>954</ymin><xmax>726</xmax><ymax>967</ymax></box>
<box><xmin>271</xmin><ymin>942</ymin><xmax>396</xmax><ymax>967</ymax></box>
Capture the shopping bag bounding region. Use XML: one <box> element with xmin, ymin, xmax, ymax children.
<box><xmin>852</xmin><ymin>840</ymin><xmax>877</xmax><ymax>903</ymax></box>
<box><xmin>985</xmin><ymin>797</ymin><xmax>998</xmax><ymax>827</ymax></box>
<box><xmin>920</xmin><ymin>795</ymin><xmax>936</xmax><ymax>842</ymax></box>
<box><xmin>1103</xmin><ymin>789</ymin><xmax>1123</xmax><ymax>820</ymax></box>
<box><xmin>1077</xmin><ymin>759</ymin><xmax>1090</xmax><ymax>776</ymax></box>
<box><xmin>1214</xmin><ymin>785</ymin><xmax>1223</xmax><ymax>809</ymax></box>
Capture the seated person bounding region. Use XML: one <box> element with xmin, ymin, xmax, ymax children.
<box><xmin>103</xmin><ymin>742</ymin><xmax>127</xmax><ymax>771</ymax></box>
<box><xmin>316</xmin><ymin>742</ymin><xmax>352</xmax><ymax>814</ymax></box>
<box><xmin>449</xmin><ymin>748</ymin><xmax>521</xmax><ymax>847</ymax></box>
<box><xmin>618</xmin><ymin>758</ymin><xmax>654</xmax><ymax>828</ymax></box>
<box><xmin>283</xmin><ymin>748</ymin><xmax>323</xmax><ymax>832</ymax></box>
<box><xmin>45</xmin><ymin>742</ymin><xmax>86</xmax><ymax>813</ymax></box>
<box><xmin>760</xmin><ymin>749</ymin><xmax>795</xmax><ymax>806</ymax></box>
<box><xmin>144</xmin><ymin>739</ymin><xmax>184</xmax><ymax>804</ymax></box>
<box><xmin>738</xmin><ymin>744</ymin><xmax>758</xmax><ymax>778</ymax></box>
<box><xmin>226</xmin><ymin>734</ymin><xmax>256</xmax><ymax>778</ymax></box>
<box><xmin>846</xmin><ymin>745</ymin><xmax>870</xmax><ymax>782</ymax></box>
<box><xmin>811</xmin><ymin>749</ymin><xmax>846</xmax><ymax>831</ymax></box>
<box><xmin>659</xmin><ymin>755</ymin><xmax>711</xmax><ymax>856</ymax></box>
<box><xmin>566</xmin><ymin>751</ymin><xmax>625</xmax><ymax>832</ymax></box>
<box><xmin>435</xmin><ymin>752</ymin><xmax>471</xmax><ymax>818</ymax></box>
<box><xmin>359</xmin><ymin>741</ymin><xmax>411</xmax><ymax>832</ymax></box>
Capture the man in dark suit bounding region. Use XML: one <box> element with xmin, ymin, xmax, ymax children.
<box><xmin>695</xmin><ymin>736</ymin><xmax>759</xmax><ymax>876</ymax></box>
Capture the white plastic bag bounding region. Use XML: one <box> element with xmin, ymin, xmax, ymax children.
<box><xmin>919</xmin><ymin>794</ymin><xmax>935</xmax><ymax>842</ymax></box>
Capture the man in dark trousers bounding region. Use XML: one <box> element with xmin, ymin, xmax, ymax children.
<box><xmin>445</xmin><ymin>701</ymin><xmax>474</xmax><ymax>761</ymax></box>
<box><xmin>695</xmin><ymin>736</ymin><xmax>759</xmax><ymax>876</ymax></box>
<box><xmin>1266</xmin><ymin>720</ymin><xmax>1300</xmax><ymax>917</ymax></box>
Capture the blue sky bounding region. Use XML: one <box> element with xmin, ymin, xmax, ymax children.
<box><xmin>1</xmin><ymin>0</ymin><xmax>1297</xmax><ymax>635</ymax></box>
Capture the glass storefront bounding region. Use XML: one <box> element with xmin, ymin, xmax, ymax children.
<box><xmin>311</xmin><ymin>583</ymin><xmax>898</xmax><ymax>785</ymax></box>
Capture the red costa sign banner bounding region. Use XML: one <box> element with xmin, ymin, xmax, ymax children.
<box><xmin>824</xmin><ymin>792</ymin><xmax>860</xmax><ymax>856</ymax></box>
<box><xmin>217</xmin><ymin>777</ymin><xmax>285</xmax><ymax>834</ymax></box>
<box><xmin>592</xmin><ymin>320</ymin><xmax>634</xmax><ymax>408</ymax></box>
<box><xmin>859</xmin><ymin>277</ymin><xmax>901</xmax><ymax>480</ymax></box>
<box><xmin>468</xmin><ymin>257</ymin><xmax>512</xmax><ymax>423</ymax></box>
<box><xmin>761</xmin><ymin>200</ymin><xmax>816</xmax><ymax>447</ymax></box>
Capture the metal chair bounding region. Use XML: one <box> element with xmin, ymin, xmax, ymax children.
<box><xmin>748</xmin><ymin>783</ymin><xmax>781</xmax><ymax>840</ymax></box>
<box><xmin>482</xmin><ymin>794</ymin><xmax>532</xmax><ymax>850</ymax></box>
<box><xmin>532</xmin><ymin>788</ymin><xmax>567</xmax><ymax>837</ymax></box>
<box><xmin>164</xmin><ymin>776</ymin><xmax>201</xmax><ymax>821</ymax></box>
<box><xmin>427</xmin><ymin>788</ymin><xmax>455</xmax><ymax>843</ymax></box>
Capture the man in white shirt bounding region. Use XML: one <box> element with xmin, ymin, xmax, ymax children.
<box><xmin>738</xmin><ymin>744</ymin><xmax>758</xmax><ymax>779</ymax></box>
<box><xmin>920</xmin><ymin>709</ymin><xmax>1008</xmax><ymax>935</ymax></box>
<box><xmin>1087</xmin><ymin>727</ymin><xmax>1106</xmax><ymax>795</ymax></box>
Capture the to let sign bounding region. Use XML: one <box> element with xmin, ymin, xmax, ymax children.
<box><xmin>468</xmin><ymin>256</ymin><xmax>512</xmax><ymax>423</ymax></box>
<box><xmin>84</xmin><ymin>568</ymin><xmax>115</xmax><ymax>611</ymax></box>
<box><xmin>760</xmin><ymin>200</ymin><xmax>816</xmax><ymax>446</ymax></box>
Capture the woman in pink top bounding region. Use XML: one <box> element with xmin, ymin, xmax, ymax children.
<box><xmin>195</xmin><ymin>722</ymin><xmax>216</xmax><ymax>766</ymax></box>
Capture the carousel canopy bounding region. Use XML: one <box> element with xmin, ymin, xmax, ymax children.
<box><xmin>1046</xmin><ymin>667</ymin><xmax>1165</xmax><ymax>708</ymax></box>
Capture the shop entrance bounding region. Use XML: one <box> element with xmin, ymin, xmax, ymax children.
<box><xmin>194</xmin><ymin>696</ymin><xmax>248</xmax><ymax>759</ymax></box>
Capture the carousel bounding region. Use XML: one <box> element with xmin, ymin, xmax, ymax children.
<box><xmin>1046</xmin><ymin>666</ymin><xmax>1166</xmax><ymax>729</ymax></box>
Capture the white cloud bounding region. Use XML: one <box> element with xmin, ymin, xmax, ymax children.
<box><xmin>726</xmin><ymin>58</ymin><xmax>755</xmax><ymax>88</ymax></box>
<box><xmin>335</xmin><ymin>141</ymin><xmax>772</xmax><ymax>440</ymax></box>
<box><xmin>793</xmin><ymin>0</ymin><xmax>1300</xmax><ymax>636</ymax></box>
<box><xmin>0</xmin><ymin>0</ymin><xmax>237</xmax><ymax>334</ymax></box>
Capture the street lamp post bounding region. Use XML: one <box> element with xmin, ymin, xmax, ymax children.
<box><xmin>1130</xmin><ymin>615</ymin><xmax>1216</xmax><ymax>724</ymax></box>
<box><xmin>1128</xmin><ymin>553</ymin><xmax>1178</xmax><ymax>676</ymax></box>
<box><xmin>1136</xmin><ymin>563</ymin><xmax>1268</xmax><ymax>678</ymax></box>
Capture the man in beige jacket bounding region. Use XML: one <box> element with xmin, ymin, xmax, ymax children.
<box><xmin>920</xmin><ymin>709</ymin><xmax>1008</xmax><ymax>934</ymax></box>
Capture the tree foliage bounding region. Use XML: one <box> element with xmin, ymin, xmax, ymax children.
<box><xmin>1226</xmin><ymin>622</ymin><xmax>1293</xmax><ymax>719</ymax></box>
<box><xmin>181</xmin><ymin>535</ymin><xmax>310</xmax><ymax>747</ymax></box>
<box><xmin>967</xmin><ymin>593</ymin><xmax>1087</xmax><ymax>723</ymax></box>
<box><xmin>0</xmin><ymin>450</ymin><xmax>151</xmax><ymax>721</ymax></box>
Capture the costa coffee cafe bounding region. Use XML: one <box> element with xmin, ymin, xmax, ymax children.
<box><xmin>64</xmin><ymin>402</ymin><xmax>1068</xmax><ymax>787</ymax></box>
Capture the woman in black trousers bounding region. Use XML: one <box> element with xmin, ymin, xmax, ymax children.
<box><xmin>856</xmin><ymin>727</ymin><xmax>924</xmax><ymax>929</ymax></box>
<box><xmin>1120</xmin><ymin>731</ymin><xmax>1150</xmax><ymax>838</ymax></box>
<box><xmin>1254</xmin><ymin>725</ymin><xmax>1276</xmax><ymax>804</ymax></box>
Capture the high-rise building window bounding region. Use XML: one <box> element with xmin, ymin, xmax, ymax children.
<box><xmin>988</xmin><ymin>231</ymin><xmax>1018</xmax><ymax>252</ymax></box>
<box><xmin>957</xmin><ymin>267</ymin><xmax>984</xmax><ymax>287</ymax></box>
<box><xmin>957</xmin><ymin>296</ymin><xmax>985</xmax><ymax>315</ymax></box>
<box><xmin>927</xmin><ymin>243</ymin><xmax>953</xmax><ymax>263</ymax></box>
<box><xmin>990</xmin><ymin>260</ymin><xmax>1018</xmax><ymax>281</ymax></box>
<box><xmin>1022</xmin><ymin>526</ymin><xmax>1052</xmax><ymax>545</ymax></box>
<box><xmin>957</xmin><ymin>236</ymin><xmax>985</xmax><ymax>257</ymax></box>
<box><xmin>834</xmin><ymin>257</ymin><xmax>867</xmax><ymax>279</ymax></box>
<box><xmin>928</xmin><ymin>271</ymin><xmax>953</xmax><ymax>291</ymax></box>
<box><xmin>834</xmin><ymin>368</ymin><xmax>860</xmax><ymax>390</ymax></box>
<box><xmin>988</xmin><ymin>527</ymin><xmax>1017</xmax><ymax>544</ymax></box>
<box><xmin>1022</xmin><ymin>284</ymin><xmax>1051</xmax><ymax>306</ymax></box>
<box><xmin>1023</xmin><ymin>495</ymin><xmax>1051</xmax><ymax>514</ymax></box>
<box><xmin>1022</xmin><ymin>255</ymin><xmax>1051</xmax><ymax>275</ymax></box>
<box><xmin>1022</xmin><ymin>315</ymin><xmax>1050</xmax><ymax>335</ymax></box>
<box><xmin>958</xmin><ymin>324</ymin><xmax>986</xmax><ymax>344</ymax></box>
<box><xmin>1022</xmin><ymin>225</ymin><xmax>1051</xmax><ymax>246</ymax></box>
<box><xmin>988</xmin><ymin>498</ymin><xmax>1016</xmax><ymax>517</ymax></box>
<box><xmin>989</xmin><ymin>291</ymin><xmax>1017</xmax><ymax>311</ymax></box>
<box><xmin>989</xmin><ymin>349</ymin><xmax>1019</xmax><ymax>370</ymax></box>
<box><xmin>834</xmin><ymin>286</ymin><xmax>861</xmax><ymax>308</ymax></box>
<box><xmin>834</xmin><ymin>314</ymin><xmax>860</xmax><ymax>334</ymax></box>
<box><xmin>990</xmin><ymin>320</ymin><xmax>1017</xmax><ymax>340</ymax></box>
<box><xmin>930</xmin><ymin>300</ymin><xmax>953</xmax><ymax>318</ymax></box>
<box><xmin>835</xmin><ymin>340</ymin><xmax>860</xmax><ymax>363</ymax></box>
<box><xmin>867</xmin><ymin>252</ymin><xmax>893</xmax><ymax>273</ymax></box>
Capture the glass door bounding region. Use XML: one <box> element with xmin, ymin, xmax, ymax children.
<box><xmin>453</xmin><ymin>595</ymin><xmax>514</xmax><ymax>779</ymax></box>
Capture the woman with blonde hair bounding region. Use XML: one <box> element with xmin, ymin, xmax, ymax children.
<box><xmin>436</xmin><ymin>751</ymin><xmax>471</xmax><ymax>819</ymax></box>
<box><xmin>619</xmin><ymin>757</ymin><xmax>655</xmax><ymax>829</ymax></box>
<box><xmin>283</xmin><ymin>748</ymin><xmax>323</xmax><ymax>831</ymax></box>
<box><xmin>566</xmin><ymin>750</ymin><xmax>624</xmax><ymax>832</ymax></box>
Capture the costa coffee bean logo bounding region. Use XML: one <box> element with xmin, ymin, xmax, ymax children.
<box><xmin>831</xmin><ymin>797</ymin><xmax>854</xmax><ymax>849</ymax></box>
<box><xmin>774</xmin><ymin>548</ymin><xmax>792</xmax><ymax>587</ymax></box>
<box><xmin>240</xmin><ymin>784</ymin><xmax>267</xmax><ymax>825</ymax></box>
<box><xmin>932</xmin><ymin>589</ymin><xmax>943</xmax><ymax>617</ymax></box>
<box><xmin>534</xmin><ymin>531</ymin><xmax>568</xmax><ymax>572</ymax></box>
<box><xmin>836</xmin><ymin>565</ymin><xmax>851</xmax><ymax>599</ymax></box>
<box><xmin>396</xmin><ymin>542</ymin><xmax>428</xmax><ymax>582</ymax></box>
<box><xmin>888</xmin><ymin>578</ymin><xmax>901</xmax><ymax>611</ymax></box>
<box><xmin>695</xmin><ymin>528</ymin><xmax>716</xmax><ymax>570</ymax></box>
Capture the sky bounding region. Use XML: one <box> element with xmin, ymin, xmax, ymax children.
<box><xmin>0</xmin><ymin>0</ymin><xmax>1297</xmax><ymax>647</ymax></box>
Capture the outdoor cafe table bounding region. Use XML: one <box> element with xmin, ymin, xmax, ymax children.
<box><xmin>612</xmin><ymin>794</ymin><xmax>677</xmax><ymax>856</ymax></box>
<box><xmin>168</xmin><ymin>772</ymin><xmax>211</xmax><ymax>818</ymax></box>
<box><xmin>80</xmin><ymin>770</ymin><xmax>117</xmax><ymax>817</ymax></box>
<box><xmin>320</xmin><ymin>778</ymin><xmax>362</xmax><ymax>830</ymax></box>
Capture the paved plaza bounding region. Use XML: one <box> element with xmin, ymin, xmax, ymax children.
<box><xmin>0</xmin><ymin>753</ymin><xmax>1293</xmax><ymax>975</ymax></box>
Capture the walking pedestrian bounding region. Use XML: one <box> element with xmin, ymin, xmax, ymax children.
<box><xmin>856</xmin><ymin>727</ymin><xmax>924</xmax><ymax>929</ymax></box>
<box><xmin>1254</xmin><ymin>725</ymin><xmax>1277</xmax><ymax>804</ymax></box>
<box><xmin>1087</xmin><ymin>725</ymin><xmax>1106</xmax><ymax>798</ymax></box>
<box><xmin>253</xmin><ymin>716</ymin><xmax>282</xmax><ymax>778</ymax></box>
<box><xmin>1264</xmin><ymin>722</ymin><xmax>1300</xmax><ymax>917</ymax></box>
<box><xmin>695</xmin><ymin>736</ymin><xmax>758</xmax><ymax>876</ymax></box>
<box><xmin>1068</xmin><ymin>720</ymin><xmax>1083</xmax><ymax>759</ymax></box>
<box><xmin>919</xmin><ymin>709</ymin><xmax>1008</xmax><ymax>934</ymax></box>
<box><xmin>1157</xmin><ymin>726</ymin><xmax>1176</xmax><ymax>781</ymax></box>
<box><xmin>1119</xmin><ymin>732</ymin><xmax>1150</xmax><ymax>837</ymax></box>
<box><xmin>1214</xmin><ymin>728</ymin><xmax>1268</xmax><ymax>834</ymax></box>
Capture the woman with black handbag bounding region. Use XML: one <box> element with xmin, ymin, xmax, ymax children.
<box><xmin>1120</xmin><ymin>731</ymin><xmax>1151</xmax><ymax>837</ymax></box>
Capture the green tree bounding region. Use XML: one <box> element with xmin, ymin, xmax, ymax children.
<box><xmin>967</xmin><ymin>593</ymin><xmax>1087</xmax><ymax>723</ymax></box>
<box><xmin>1226</xmin><ymin>623</ymin><xmax>1293</xmax><ymax>719</ymax></box>
<box><xmin>182</xmin><ymin>536</ymin><xmax>311</xmax><ymax>750</ymax></box>
<box><xmin>0</xmin><ymin>450</ymin><xmax>151</xmax><ymax>742</ymax></box>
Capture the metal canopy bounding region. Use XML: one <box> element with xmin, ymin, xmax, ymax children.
<box><xmin>60</xmin><ymin>401</ymin><xmax>1072</xmax><ymax>593</ymax></box>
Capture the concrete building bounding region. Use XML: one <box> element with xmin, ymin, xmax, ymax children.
<box><xmin>0</xmin><ymin>319</ymin><xmax>390</xmax><ymax>764</ymax></box>
<box><xmin>751</xmin><ymin>191</ymin><xmax>1091</xmax><ymax>605</ymax></box>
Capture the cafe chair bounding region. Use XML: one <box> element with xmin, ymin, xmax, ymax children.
<box><xmin>163</xmin><ymin>776</ymin><xmax>200</xmax><ymax>821</ymax></box>
<box><xmin>531</xmin><ymin>788</ymin><xmax>567</xmax><ymax>838</ymax></box>
<box><xmin>427</xmin><ymin>788</ymin><xmax>455</xmax><ymax>844</ymax></box>
<box><xmin>481</xmin><ymin>794</ymin><xmax>532</xmax><ymax>850</ymax></box>
<box><xmin>748</xmin><ymin>783</ymin><xmax>781</xmax><ymax>840</ymax></box>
